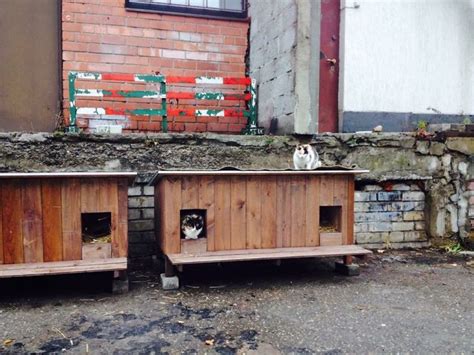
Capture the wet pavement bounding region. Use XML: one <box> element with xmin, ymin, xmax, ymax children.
<box><xmin>0</xmin><ymin>249</ymin><xmax>473</xmax><ymax>354</ymax></box>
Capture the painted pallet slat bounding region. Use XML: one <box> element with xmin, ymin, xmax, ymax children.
<box><xmin>22</xmin><ymin>181</ymin><xmax>44</xmax><ymax>263</ymax></box>
<box><xmin>42</xmin><ymin>180</ymin><xmax>63</xmax><ymax>262</ymax></box>
<box><xmin>2</xmin><ymin>181</ymin><xmax>24</xmax><ymax>264</ymax></box>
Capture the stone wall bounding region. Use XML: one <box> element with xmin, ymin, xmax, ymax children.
<box><xmin>248</xmin><ymin>0</ymin><xmax>297</xmax><ymax>133</ymax></box>
<box><xmin>0</xmin><ymin>132</ymin><xmax>471</xmax><ymax>265</ymax></box>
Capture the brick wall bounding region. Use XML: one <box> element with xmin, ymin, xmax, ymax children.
<box><xmin>62</xmin><ymin>0</ymin><xmax>249</xmax><ymax>133</ymax></box>
<box><xmin>355</xmin><ymin>183</ymin><xmax>429</xmax><ymax>248</ymax></box>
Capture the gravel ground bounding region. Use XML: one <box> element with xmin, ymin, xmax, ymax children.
<box><xmin>0</xmin><ymin>249</ymin><xmax>473</xmax><ymax>354</ymax></box>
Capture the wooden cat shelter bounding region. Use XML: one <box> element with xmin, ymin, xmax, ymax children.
<box><xmin>0</xmin><ymin>172</ymin><xmax>136</xmax><ymax>290</ymax></box>
<box><xmin>153</xmin><ymin>170</ymin><xmax>372</xmax><ymax>284</ymax></box>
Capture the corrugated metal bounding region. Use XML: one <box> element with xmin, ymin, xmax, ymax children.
<box><xmin>0</xmin><ymin>0</ymin><xmax>60</xmax><ymax>132</ymax></box>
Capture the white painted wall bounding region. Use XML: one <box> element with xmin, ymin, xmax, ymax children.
<box><xmin>339</xmin><ymin>0</ymin><xmax>474</xmax><ymax>115</ymax></box>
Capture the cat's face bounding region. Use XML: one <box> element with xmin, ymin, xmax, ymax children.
<box><xmin>295</xmin><ymin>144</ymin><xmax>311</xmax><ymax>157</ymax></box>
<box><xmin>181</xmin><ymin>213</ymin><xmax>204</xmax><ymax>239</ymax></box>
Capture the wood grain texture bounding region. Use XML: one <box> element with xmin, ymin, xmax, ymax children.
<box><xmin>62</xmin><ymin>179</ymin><xmax>82</xmax><ymax>261</ymax></box>
<box><xmin>162</xmin><ymin>177</ymin><xmax>182</xmax><ymax>254</ymax></box>
<box><xmin>181</xmin><ymin>176</ymin><xmax>199</xmax><ymax>209</ymax></box>
<box><xmin>22</xmin><ymin>181</ymin><xmax>44</xmax><ymax>263</ymax></box>
<box><xmin>80</xmin><ymin>179</ymin><xmax>100</xmax><ymax>212</ymax></box>
<box><xmin>346</xmin><ymin>177</ymin><xmax>355</xmax><ymax>245</ymax></box>
<box><xmin>320</xmin><ymin>233</ymin><xmax>343</xmax><ymax>246</ymax></box>
<box><xmin>181</xmin><ymin>238</ymin><xmax>207</xmax><ymax>254</ymax></box>
<box><xmin>246</xmin><ymin>176</ymin><xmax>262</xmax><ymax>249</ymax></box>
<box><xmin>2</xmin><ymin>181</ymin><xmax>24</xmax><ymax>264</ymax></box>
<box><xmin>290</xmin><ymin>176</ymin><xmax>306</xmax><ymax>247</ymax></box>
<box><xmin>333</xmin><ymin>176</ymin><xmax>348</xmax><ymax>245</ymax></box>
<box><xmin>276</xmin><ymin>176</ymin><xmax>292</xmax><ymax>247</ymax></box>
<box><xmin>42</xmin><ymin>180</ymin><xmax>63</xmax><ymax>262</ymax></box>
<box><xmin>167</xmin><ymin>245</ymin><xmax>372</xmax><ymax>265</ymax></box>
<box><xmin>305</xmin><ymin>176</ymin><xmax>320</xmax><ymax>246</ymax></box>
<box><xmin>198</xmin><ymin>176</ymin><xmax>215</xmax><ymax>251</ymax></box>
<box><xmin>156</xmin><ymin>181</ymin><xmax>165</xmax><ymax>252</ymax></box>
<box><xmin>115</xmin><ymin>178</ymin><xmax>129</xmax><ymax>257</ymax></box>
<box><xmin>261</xmin><ymin>176</ymin><xmax>277</xmax><ymax>249</ymax></box>
<box><xmin>0</xmin><ymin>186</ymin><xmax>3</xmax><ymax>264</ymax></box>
<box><xmin>214</xmin><ymin>177</ymin><xmax>231</xmax><ymax>250</ymax></box>
<box><xmin>82</xmin><ymin>243</ymin><xmax>112</xmax><ymax>260</ymax></box>
<box><xmin>230</xmin><ymin>176</ymin><xmax>246</xmax><ymax>250</ymax></box>
<box><xmin>319</xmin><ymin>175</ymin><xmax>334</xmax><ymax>206</ymax></box>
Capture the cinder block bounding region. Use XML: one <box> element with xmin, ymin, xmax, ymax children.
<box><xmin>362</xmin><ymin>185</ymin><xmax>383</xmax><ymax>192</ymax></box>
<box><xmin>391</xmin><ymin>184</ymin><xmax>410</xmax><ymax>191</ymax></box>
<box><xmin>128</xmin><ymin>196</ymin><xmax>154</xmax><ymax>208</ymax></box>
<box><xmin>392</xmin><ymin>222</ymin><xmax>414</xmax><ymax>231</ymax></box>
<box><xmin>377</xmin><ymin>191</ymin><xmax>402</xmax><ymax>201</ymax></box>
<box><xmin>356</xmin><ymin>232</ymin><xmax>388</xmax><ymax>244</ymax></box>
<box><xmin>403</xmin><ymin>211</ymin><xmax>424</xmax><ymax>221</ymax></box>
<box><xmin>368</xmin><ymin>222</ymin><xmax>393</xmax><ymax>232</ymax></box>
<box><xmin>388</xmin><ymin>231</ymin><xmax>404</xmax><ymax>242</ymax></box>
<box><xmin>404</xmin><ymin>231</ymin><xmax>427</xmax><ymax>242</ymax></box>
<box><xmin>402</xmin><ymin>192</ymin><xmax>425</xmax><ymax>201</ymax></box>
<box><xmin>355</xmin><ymin>192</ymin><xmax>378</xmax><ymax>202</ymax></box>
<box><xmin>128</xmin><ymin>209</ymin><xmax>141</xmax><ymax>220</ymax></box>
<box><xmin>128</xmin><ymin>186</ymin><xmax>142</xmax><ymax>196</ymax></box>
<box><xmin>142</xmin><ymin>208</ymin><xmax>155</xmax><ymax>219</ymax></box>
<box><xmin>161</xmin><ymin>273</ymin><xmax>180</xmax><ymax>290</ymax></box>
<box><xmin>128</xmin><ymin>219</ymin><xmax>155</xmax><ymax>232</ymax></box>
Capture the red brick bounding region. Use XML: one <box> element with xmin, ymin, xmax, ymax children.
<box><xmin>228</xmin><ymin>124</ymin><xmax>245</xmax><ymax>132</ymax></box>
<box><xmin>185</xmin><ymin>123</ymin><xmax>207</xmax><ymax>132</ymax></box>
<box><xmin>207</xmin><ymin>123</ymin><xmax>229</xmax><ymax>132</ymax></box>
<box><xmin>138</xmin><ymin>122</ymin><xmax>161</xmax><ymax>131</ymax></box>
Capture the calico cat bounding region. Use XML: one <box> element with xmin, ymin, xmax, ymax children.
<box><xmin>293</xmin><ymin>144</ymin><xmax>322</xmax><ymax>170</ymax></box>
<box><xmin>181</xmin><ymin>213</ymin><xmax>204</xmax><ymax>240</ymax></box>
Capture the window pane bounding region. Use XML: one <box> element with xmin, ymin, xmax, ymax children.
<box><xmin>224</xmin><ymin>0</ymin><xmax>241</xmax><ymax>10</ymax></box>
<box><xmin>189</xmin><ymin>0</ymin><xmax>204</xmax><ymax>6</ymax></box>
<box><xmin>170</xmin><ymin>0</ymin><xmax>188</xmax><ymax>5</ymax></box>
<box><xmin>207</xmin><ymin>0</ymin><xmax>221</xmax><ymax>9</ymax></box>
<box><xmin>151</xmin><ymin>0</ymin><xmax>170</xmax><ymax>3</ymax></box>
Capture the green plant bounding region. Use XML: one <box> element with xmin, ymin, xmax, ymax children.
<box><xmin>444</xmin><ymin>242</ymin><xmax>463</xmax><ymax>254</ymax></box>
<box><xmin>417</xmin><ymin>120</ymin><xmax>428</xmax><ymax>130</ymax></box>
<box><xmin>462</xmin><ymin>116</ymin><xmax>471</xmax><ymax>125</ymax></box>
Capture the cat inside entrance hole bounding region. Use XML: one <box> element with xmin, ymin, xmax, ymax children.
<box><xmin>180</xmin><ymin>209</ymin><xmax>206</xmax><ymax>240</ymax></box>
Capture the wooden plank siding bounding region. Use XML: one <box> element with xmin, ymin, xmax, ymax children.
<box><xmin>0</xmin><ymin>186</ymin><xmax>3</xmax><ymax>264</ymax></box>
<box><xmin>115</xmin><ymin>178</ymin><xmax>129</xmax><ymax>258</ymax></box>
<box><xmin>155</xmin><ymin>172</ymin><xmax>358</xmax><ymax>255</ymax></box>
<box><xmin>22</xmin><ymin>181</ymin><xmax>44</xmax><ymax>263</ymax></box>
<box><xmin>62</xmin><ymin>179</ymin><xmax>82</xmax><ymax>261</ymax></box>
<box><xmin>42</xmin><ymin>180</ymin><xmax>63</xmax><ymax>262</ymax></box>
<box><xmin>2</xmin><ymin>181</ymin><xmax>24</xmax><ymax>264</ymax></box>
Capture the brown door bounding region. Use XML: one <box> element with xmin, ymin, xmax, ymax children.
<box><xmin>0</xmin><ymin>0</ymin><xmax>61</xmax><ymax>132</ymax></box>
<box><xmin>318</xmin><ymin>0</ymin><xmax>340</xmax><ymax>133</ymax></box>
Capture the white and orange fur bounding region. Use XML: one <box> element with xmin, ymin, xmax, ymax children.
<box><xmin>293</xmin><ymin>144</ymin><xmax>322</xmax><ymax>170</ymax></box>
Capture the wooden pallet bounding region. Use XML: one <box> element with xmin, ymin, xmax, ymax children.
<box><xmin>0</xmin><ymin>257</ymin><xmax>127</xmax><ymax>278</ymax></box>
<box><xmin>167</xmin><ymin>245</ymin><xmax>371</xmax><ymax>265</ymax></box>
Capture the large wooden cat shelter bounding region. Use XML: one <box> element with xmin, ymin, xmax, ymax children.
<box><xmin>153</xmin><ymin>170</ymin><xmax>371</xmax><ymax>282</ymax></box>
<box><xmin>0</xmin><ymin>172</ymin><xmax>136</xmax><ymax>290</ymax></box>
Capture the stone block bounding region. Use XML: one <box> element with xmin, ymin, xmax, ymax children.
<box><xmin>429</xmin><ymin>142</ymin><xmax>445</xmax><ymax>156</ymax></box>
<box><xmin>355</xmin><ymin>192</ymin><xmax>377</xmax><ymax>202</ymax></box>
<box><xmin>355</xmin><ymin>223</ymin><xmax>369</xmax><ymax>233</ymax></box>
<box><xmin>404</xmin><ymin>231</ymin><xmax>427</xmax><ymax>242</ymax></box>
<box><xmin>392</xmin><ymin>222</ymin><xmax>414</xmax><ymax>231</ymax></box>
<box><xmin>392</xmin><ymin>201</ymin><xmax>425</xmax><ymax>211</ymax></box>
<box><xmin>355</xmin><ymin>212</ymin><xmax>403</xmax><ymax>222</ymax></box>
<box><xmin>356</xmin><ymin>232</ymin><xmax>389</xmax><ymax>243</ymax></box>
<box><xmin>128</xmin><ymin>186</ymin><xmax>142</xmax><ymax>196</ymax></box>
<box><xmin>362</xmin><ymin>185</ymin><xmax>383</xmax><ymax>192</ymax></box>
<box><xmin>416</xmin><ymin>140</ymin><xmax>430</xmax><ymax>154</ymax></box>
<box><xmin>414</xmin><ymin>221</ymin><xmax>425</xmax><ymax>230</ymax></box>
<box><xmin>129</xmin><ymin>219</ymin><xmax>155</xmax><ymax>232</ymax></box>
<box><xmin>143</xmin><ymin>186</ymin><xmax>155</xmax><ymax>196</ymax></box>
<box><xmin>391</xmin><ymin>184</ymin><xmax>410</xmax><ymax>191</ymax></box>
<box><xmin>142</xmin><ymin>208</ymin><xmax>155</xmax><ymax>219</ymax></box>
<box><xmin>128</xmin><ymin>196</ymin><xmax>154</xmax><ymax>208</ymax></box>
<box><xmin>377</xmin><ymin>191</ymin><xmax>402</xmax><ymax>201</ymax></box>
<box><xmin>388</xmin><ymin>231</ymin><xmax>404</xmax><ymax>243</ymax></box>
<box><xmin>128</xmin><ymin>209</ymin><xmax>141</xmax><ymax>220</ymax></box>
<box><xmin>402</xmin><ymin>192</ymin><xmax>425</xmax><ymax>201</ymax></box>
<box><xmin>368</xmin><ymin>222</ymin><xmax>393</xmax><ymax>232</ymax></box>
<box><xmin>403</xmin><ymin>211</ymin><xmax>424</xmax><ymax>221</ymax></box>
<box><xmin>161</xmin><ymin>273</ymin><xmax>180</xmax><ymax>290</ymax></box>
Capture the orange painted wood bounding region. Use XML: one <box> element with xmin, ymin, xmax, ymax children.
<box><xmin>261</xmin><ymin>176</ymin><xmax>277</xmax><ymax>249</ymax></box>
<box><xmin>346</xmin><ymin>177</ymin><xmax>355</xmax><ymax>245</ymax></box>
<box><xmin>0</xmin><ymin>187</ymin><xmax>3</xmax><ymax>264</ymax></box>
<box><xmin>22</xmin><ymin>181</ymin><xmax>44</xmax><ymax>263</ymax></box>
<box><xmin>305</xmin><ymin>176</ymin><xmax>320</xmax><ymax>246</ymax></box>
<box><xmin>42</xmin><ymin>180</ymin><xmax>63</xmax><ymax>262</ymax></box>
<box><xmin>276</xmin><ymin>176</ymin><xmax>292</xmax><ymax>247</ymax></box>
<box><xmin>2</xmin><ymin>181</ymin><xmax>24</xmax><ymax>264</ymax></box>
<box><xmin>167</xmin><ymin>245</ymin><xmax>372</xmax><ymax>265</ymax></box>
<box><xmin>246</xmin><ymin>176</ymin><xmax>262</xmax><ymax>249</ymax></box>
<box><xmin>61</xmin><ymin>179</ymin><xmax>82</xmax><ymax>261</ymax></box>
<box><xmin>230</xmin><ymin>176</ymin><xmax>247</xmax><ymax>250</ymax></box>
<box><xmin>115</xmin><ymin>178</ymin><xmax>129</xmax><ymax>258</ymax></box>
<box><xmin>290</xmin><ymin>176</ymin><xmax>307</xmax><ymax>247</ymax></box>
<box><xmin>198</xmin><ymin>176</ymin><xmax>215</xmax><ymax>251</ymax></box>
<box><xmin>319</xmin><ymin>175</ymin><xmax>334</xmax><ymax>206</ymax></box>
<box><xmin>162</xmin><ymin>177</ymin><xmax>182</xmax><ymax>254</ymax></box>
<box><xmin>181</xmin><ymin>176</ymin><xmax>199</xmax><ymax>209</ymax></box>
<box><xmin>214</xmin><ymin>177</ymin><xmax>231</xmax><ymax>250</ymax></box>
